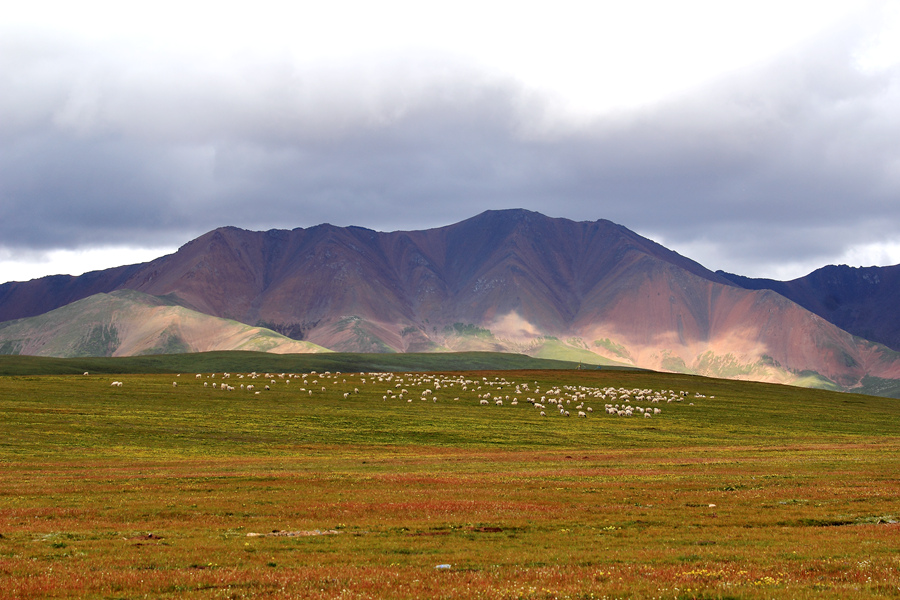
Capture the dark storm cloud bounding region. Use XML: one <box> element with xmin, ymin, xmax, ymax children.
<box><xmin>1</xmin><ymin>17</ymin><xmax>899</xmax><ymax>278</ymax></box>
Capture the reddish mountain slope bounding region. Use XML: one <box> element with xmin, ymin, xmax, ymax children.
<box><xmin>719</xmin><ymin>265</ymin><xmax>900</xmax><ymax>352</ymax></box>
<box><xmin>1</xmin><ymin>210</ymin><xmax>898</xmax><ymax>390</ymax></box>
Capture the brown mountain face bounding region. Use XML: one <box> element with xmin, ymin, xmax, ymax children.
<box><xmin>1</xmin><ymin>209</ymin><xmax>899</xmax><ymax>391</ymax></box>
<box><xmin>719</xmin><ymin>265</ymin><xmax>900</xmax><ymax>353</ymax></box>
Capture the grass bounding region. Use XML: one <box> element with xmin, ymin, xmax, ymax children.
<box><xmin>0</xmin><ymin>351</ymin><xmax>585</xmax><ymax>377</ymax></box>
<box><xmin>0</xmin><ymin>361</ymin><xmax>898</xmax><ymax>599</ymax></box>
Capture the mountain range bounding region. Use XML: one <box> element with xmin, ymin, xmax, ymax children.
<box><xmin>1</xmin><ymin>209</ymin><xmax>898</xmax><ymax>394</ymax></box>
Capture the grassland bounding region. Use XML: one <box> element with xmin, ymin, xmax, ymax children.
<box><xmin>0</xmin><ymin>356</ymin><xmax>898</xmax><ymax>599</ymax></box>
<box><xmin>0</xmin><ymin>351</ymin><xmax>586</xmax><ymax>377</ymax></box>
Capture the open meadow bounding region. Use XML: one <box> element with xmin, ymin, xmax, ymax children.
<box><xmin>0</xmin><ymin>356</ymin><xmax>898</xmax><ymax>599</ymax></box>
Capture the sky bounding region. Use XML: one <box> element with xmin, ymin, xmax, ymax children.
<box><xmin>2</xmin><ymin>0</ymin><xmax>900</xmax><ymax>284</ymax></box>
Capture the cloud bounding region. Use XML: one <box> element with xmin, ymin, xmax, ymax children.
<box><xmin>1</xmin><ymin>4</ymin><xmax>899</xmax><ymax>281</ymax></box>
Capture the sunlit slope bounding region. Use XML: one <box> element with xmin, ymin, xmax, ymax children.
<box><xmin>0</xmin><ymin>290</ymin><xmax>330</xmax><ymax>357</ymax></box>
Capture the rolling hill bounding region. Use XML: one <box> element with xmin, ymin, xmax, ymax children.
<box><xmin>0</xmin><ymin>289</ymin><xmax>329</xmax><ymax>357</ymax></box>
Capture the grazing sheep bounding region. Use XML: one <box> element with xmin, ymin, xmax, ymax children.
<box><xmin>578</xmin><ymin>411</ymin><xmax>587</xmax><ymax>418</ymax></box>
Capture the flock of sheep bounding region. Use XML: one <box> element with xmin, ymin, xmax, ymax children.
<box><xmin>103</xmin><ymin>370</ymin><xmax>709</xmax><ymax>419</ymax></box>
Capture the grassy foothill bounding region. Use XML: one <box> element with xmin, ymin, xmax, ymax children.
<box><xmin>0</xmin><ymin>363</ymin><xmax>898</xmax><ymax>599</ymax></box>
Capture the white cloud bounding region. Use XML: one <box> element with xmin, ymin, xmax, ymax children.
<box><xmin>0</xmin><ymin>246</ymin><xmax>175</xmax><ymax>284</ymax></box>
<box><xmin>839</xmin><ymin>241</ymin><xmax>900</xmax><ymax>269</ymax></box>
<box><xmin>5</xmin><ymin>0</ymin><xmax>867</xmax><ymax>119</ymax></box>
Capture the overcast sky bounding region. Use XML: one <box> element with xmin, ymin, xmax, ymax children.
<box><xmin>2</xmin><ymin>0</ymin><xmax>899</xmax><ymax>284</ymax></box>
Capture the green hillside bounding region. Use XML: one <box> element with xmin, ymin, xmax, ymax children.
<box><xmin>0</xmin><ymin>290</ymin><xmax>329</xmax><ymax>357</ymax></box>
<box><xmin>0</xmin><ymin>350</ymin><xmax>612</xmax><ymax>376</ymax></box>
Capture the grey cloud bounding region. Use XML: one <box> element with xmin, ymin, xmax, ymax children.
<box><xmin>1</xmin><ymin>17</ymin><xmax>899</xmax><ymax>279</ymax></box>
